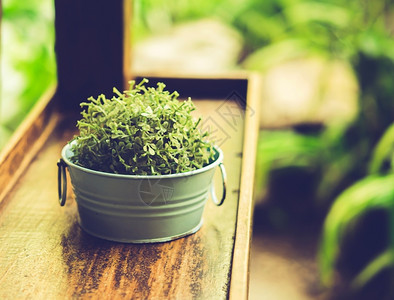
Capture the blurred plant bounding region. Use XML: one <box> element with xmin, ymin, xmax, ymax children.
<box><xmin>255</xmin><ymin>129</ymin><xmax>321</xmax><ymax>199</ymax></box>
<box><xmin>132</xmin><ymin>0</ymin><xmax>237</xmax><ymax>41</ymax></box>
<box><xmin>319</xmin><ymin>122</ymin><xmax>394</xmax><ymax>298</ymax></box>
<box><xmin>254</xmin><ymin>128</ymin><xmax>323</xmax><ymax>227</ymax></box>
<box><xmin>252</xmin><ymin>0</ymin><xmax>394</xmax><ymax>296</ymax></box>
<box><xmin>255</xmin><ymin>53</ymin><xmax>394</xmax><ymax>299</ymax></box>
<box><xmin>234</xmin><ymin>0</ymin><xmax>356</xmax><ymax>64</ymax></box>
<box><xmin>133</xmin><ymin>0</ymin><xmax>358</xmax><ymax>64</ymax></box>
<box><xmin>317</xmin><ymin>2</ymin><xmax>394</xmax><ymax>295</ymax></box>
<box><xmin>1</xmin><ymin>0</ymin><xmax>56</xmax><ymax>148</ymax></box>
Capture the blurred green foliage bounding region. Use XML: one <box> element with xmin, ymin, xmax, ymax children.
<box><xmin>319</xmin><ymin>150</ymin><xmax>394</xmax><ymax>293</ymax></box>
<box><xmin>134</xmin><ymin>0</ymin><xmax>389</xmax><ymax>63</ymax></box>
<box><xmin>316</xmin><ymin>54</ymin><xmax>394</xmax><ymax>297</ymax></box>
<box><xmin>1</xmin><ymin>0</ymin><xmax>56</xmax><ymax>148</ymax></box>
<box><xmin>251</xmin><ymin>0</ymin><xmax>394</xmax><ymax>297</ymax></box>
<box><xmin>135</xmin><ymin>0</ymin><xmax>394</xmax><ymax>295</ymax></box>
<box><xmin>135</xmin><ymin>1</ymin><xmax>394</xmax><ymax>294</ymax></box>
<box><xmin>2</xmin><ymin>0</ymin><xmax>394</xmax><ymax>295</ymax></box>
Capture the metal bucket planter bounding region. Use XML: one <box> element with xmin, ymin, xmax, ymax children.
<box><xmin>57</xmin><ymin>142</ymin><xmax>226</xmax><ymax>243</ymax></box>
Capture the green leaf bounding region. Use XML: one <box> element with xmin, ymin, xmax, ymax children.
<box><xmin>351</xmin><ymin>249</ymin><xmax>394</xmax><ymax>289</ymax></box>
<box><xmin>368</xmin><ymin>122</ymin><xmax>394</xmax><ymax>174</ymax></box>
<box><xmin>254</xmin><ymin>129</ymin><xmax>321</xmax><ymax>199</ymax></box>
<box><xmin>319</xmin><ymin>174</ymin><xmax>394</xmax><ymax>286</ymax></box>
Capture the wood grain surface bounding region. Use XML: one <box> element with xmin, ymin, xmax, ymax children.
<box><xmin>0</xmin><ymin>99</ymin><xmax>248</xmax><ymax>299</ymax></box>
<box><xmin>229</xmin><ymin>73</ymin><xmax>261</xmax><ymax>300</ymax></box>
<box><xmin>0</xmin><ymin>87</ymin><xmax>57</xmax><ymax>204</ymax></box>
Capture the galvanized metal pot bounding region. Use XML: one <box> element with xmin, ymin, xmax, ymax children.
<box><xmin>57</xmin><ymin>142</ymin><xmax>226</xmax><ymax>243</ymax></box>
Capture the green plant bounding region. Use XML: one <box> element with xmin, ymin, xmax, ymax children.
<box><xmin>254</xmin><ymin>129</ymin><xmax>322</xmax><ymax>201</ymax></box>
<box><xmin>70</xmin><ymin>79</ymin><xmax>214</xmax><ymax>175</ymax></box>
<box><xmin>319</xmin><ymin>122</ymin><xmax>394</xmax><ymax>296</ymax></box>
<box><xmin>316</xmin><ymin>3</ymin><xmax>394</xmax><ymax>293</ymax></box>
<box><xmin>1</xmin><ymin>0</ymin><xmax>56</xmax><ymax>136</ymax></box>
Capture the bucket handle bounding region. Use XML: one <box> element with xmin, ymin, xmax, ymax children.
<box><xmin>210</xmin><ymin>163</ymin><xmax>227</xmax><ymax>206</ymax></box>
<box><xmin>57</xmin><ymin>158</ymin><xmax>67</xmax><ymax>206</ymax></box>
<box><xmin>57</xmin><ymin>158</ymin><xmax>227</xmax><ymax>207</ymax></box>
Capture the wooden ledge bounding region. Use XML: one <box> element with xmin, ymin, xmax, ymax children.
<box><xmin>0</xmin><ymin>86</ymin><xmax>58</xmax><ymax>204</ymax></box>
<box><xmin>0</xmin><ymin>74</ymin><xmax>259</xmax><ymax>299</ymax></box>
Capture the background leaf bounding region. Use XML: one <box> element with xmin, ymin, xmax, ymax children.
<box><xmin>319</xmin><ymin>174</ymin><xmax>394</xmax><ymax>286</ymax></box>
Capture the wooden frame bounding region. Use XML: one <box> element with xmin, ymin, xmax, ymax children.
<box><xmin>0</xmin><ymin>75</ymin><xmax>259</xmax><ymax>299</ymax></box>
<box><xmin>0</xmin><ymin>2</ymin><xmax>259</xmax><ymax>299</ymax></box>
<box><xmin>0</xmin><ymin>87</ymin><xmax>58</xmax><ymax>204</ymax></box>
<box><xmin>230</xmin><ymin>75</ymin><xmax>260</xmax><ymax>299</ymax></box>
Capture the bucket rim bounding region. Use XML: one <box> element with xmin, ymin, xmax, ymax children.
<box><xmin>61</xmin><ymin>141</ymin><xmax>224</xmax><ymax>179</ymax></box>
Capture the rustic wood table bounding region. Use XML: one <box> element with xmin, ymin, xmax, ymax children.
<box><xmin>0</xmin><ymin>76</ymin><xmax>259</xmax><ymax>299</ymax></box>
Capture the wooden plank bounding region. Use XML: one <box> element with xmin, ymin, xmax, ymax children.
<box><xmin>229</xmin><ymin>73</ymin><xmax>261</xmax><ymax>299</ymax></box>
<box><xmin>0</xmin><ymin>87</ymin><xmax>58</xmax><ymax>204</ymax></box>
<box><xmin>0</xmin><ymin>103</ymin><xmax>240</xmax><ymax>299</ymax></box>
<box><xmin>0</xmin><ymin>76</ymin><xmax>258</xmax><ymax>299</ymax></box>
<box><xmin>123</xmin><ymin>0</ymin><xmax>132</xmax><ymax>86</ymax></box>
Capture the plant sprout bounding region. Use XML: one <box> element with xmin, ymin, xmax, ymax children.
<box><xmin>70</xmin><ymin>79</ymin><xmax>214</xmax><ymax>175</ymax></box>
